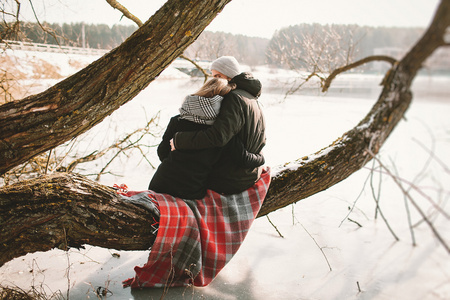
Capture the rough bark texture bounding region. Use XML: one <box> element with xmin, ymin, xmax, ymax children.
<box><xmin>0</xmin><ymin>0</ymin><xmax>449</xmax><ymax>267</ymax></box>
<box><xmin>0</xmin><ymin>173</ymin><xmax>159</xmax><ymax>266</ymax></box>
<box><xmin>0</xmin><ymin>0</ymin><xmax>231</xmax><ymax>175</ymax></box>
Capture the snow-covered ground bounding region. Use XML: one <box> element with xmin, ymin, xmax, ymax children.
<box><xmin>0</xmin><ymin>49</ymin><xmax>449</xmax><ymax>299</ymax></box>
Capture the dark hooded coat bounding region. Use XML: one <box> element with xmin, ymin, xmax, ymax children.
<box><xmin>173</xmin><ymin>72</ymin><xmax>266</xmax><ymax>194</ymax></box>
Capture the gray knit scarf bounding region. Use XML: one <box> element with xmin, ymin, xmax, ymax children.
<box><xmin>179</xmin><ymin>94</ymin><xmax>223</xmax><ymax>125</ymax></box>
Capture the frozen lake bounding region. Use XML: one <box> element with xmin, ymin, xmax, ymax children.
<box><xmin>1</xmin><ymin>70</ymin><xmax>449</xmax><ymax>300</ymax></box>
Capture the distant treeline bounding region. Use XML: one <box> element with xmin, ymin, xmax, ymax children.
<box><xmin>183</xmin><ymin>31</ymin><xmax>269</xmax><ymax>67</ymax></box>
<box><xmin>266</xmin><ymin>24</ymin><xmax>425</xmax><ymax>70</ymax></box>
<box><xmin>2</xmin><ymin>22</ymin><xmax>427</xmax><ymax>69</ymax></box>
<box><xmin>1</xmin><ymin>22</ymin><xmax>137</xmax><ymax>49</ymax></box>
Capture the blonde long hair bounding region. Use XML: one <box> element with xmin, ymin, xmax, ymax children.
<box><xmin>193</xmin><ymin>78</ymin><xmax>236</xmax><ymax>98</ymax></box>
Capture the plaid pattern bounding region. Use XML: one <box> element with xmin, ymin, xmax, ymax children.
<box><xmin>179</xmin><ymin>94</ymin><xmax>223</xmax><ymax>125</ymax></box>
<box><xmin>122</xmin><ymin>168</ymin><xmax>271</xmax><ymax>288</ymax></box>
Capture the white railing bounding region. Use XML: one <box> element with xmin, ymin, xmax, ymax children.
<box><xmin>0</xmin><ymin>40</ymin><xmax>109</xmax><ymax>56</ymax></box>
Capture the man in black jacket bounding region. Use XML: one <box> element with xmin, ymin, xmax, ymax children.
<box><xmin>172</xmin><ymin>56</ymin><xmax>266</xmax><ymax>195</ymax></box>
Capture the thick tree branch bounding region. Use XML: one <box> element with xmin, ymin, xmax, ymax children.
<box><xmin>0</xmin><ymin>0</ymin><xmax>231</xmax><ymax>175</ymax></box>
<box><xmin>0</xmin><ymin>173</ymin><xmax>159</xmax><ymax>266</ymax></box>
<box><xmin>104</xmin><ymin>1</ymin><xmax>210</xmax><ymax>82</ymax></box>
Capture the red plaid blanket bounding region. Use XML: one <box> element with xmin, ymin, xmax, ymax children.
<box><xmin>122</xmin><ymin>168</ymin><xmax>271</xmax><ymax>288</ymax></box>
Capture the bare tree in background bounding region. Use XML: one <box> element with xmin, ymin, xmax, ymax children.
<box><xmin>268</xmin><ymin>24</ymin><xmax>359</xmax><ymax>71</ymax></box>
<box><xmin>267</xmin><ymin>24</ymin><xmax>363</xmax><ymax>94</ymax></box>
<box><xmin>0</xmin><ymin>0</ymin><xmax>449</xmax><ymax>267</ymax></box>
<box><xmin>185</xmin><ymin>31</ymin><xmax>237</xmax><ymax>60</ymax></box>
<box><xmin>1</xmin><ymin>0</ymin><xmax>65</xmax><ymax>103</ymax></box>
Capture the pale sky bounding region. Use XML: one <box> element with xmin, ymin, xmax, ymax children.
<box><xmin>14</xmin><ymin>0</ymin><xmax>440</xmax><ymax>38</ymax></box>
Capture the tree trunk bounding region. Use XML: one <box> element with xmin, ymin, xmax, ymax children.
<box><xmin>0</xmin><ymin>0</ymin><xmax>231</xmax><ymax>175</ymax></box>
<box><xmin>0</xmin><ymin>173</ymin><xmax>159</xmax><ymax>266</ymax></box>
<box><xmin>1</xmin><ymin>0</ymin><xmax>449</xmax><ymax>267</ymax></box>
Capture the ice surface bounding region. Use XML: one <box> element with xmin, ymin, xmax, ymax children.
<box><xmin>1</xmin><ymin>50</ymin><xmax>449</xmax><ymax>300</ymax></box>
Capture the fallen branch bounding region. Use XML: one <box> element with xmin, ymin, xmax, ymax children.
<box><xmin>266</xmin><ymin>215</ymin><xmax>284</xmax><ymax>238</ymax></box>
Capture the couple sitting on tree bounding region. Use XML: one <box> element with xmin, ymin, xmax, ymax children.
<box><xmin>148</xmin><ymin>55</ymin><xmax>266</xmax><ymax>199</ymax></box>
<box><xmin>122</xmin><ymin>56</ymin><xmax>269</xmax><ymax>288</ymax></box>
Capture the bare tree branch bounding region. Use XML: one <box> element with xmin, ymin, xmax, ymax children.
<box><xmin>367</xmin><ymin>149</ymin><xmax>450</xmax><ymax>254</ymax></box>
<box><xmin>322</xmin><ymin>55</ymin><xmax>397</xmax><ymax>92</ymax></box>
<box><xmin>67</xmin><ymin>116</ymin><xmax>159</xmax><ymax>176</ymax></box>
<box><xmin>0</xmin><ymin>0</ymin><xmax>21</xmax><ymax>41</ymax></box>
<box><xmin>104</xmin><ymin>0</ymin><xmax>210</xmax><ymax>82</ymax></box>
<box><xmin>27</xmin><ymin>0</ymin><xmax>61</xmax><ymax>45</ymax></box>
<box><xmin>105</xmin><ymin>0</ymin><xmax>144</xmax><ymax>27</ymax></box>
<box><xmin>179</xmin><ymin>54</ymin><xmax>209</xmax><ymax>82</ymax></box>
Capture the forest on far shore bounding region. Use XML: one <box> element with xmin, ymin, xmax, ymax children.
<box><xmin>3</xmin><ymin>21</ymin><xmax>449</xmax><ymax>72</ymax></box>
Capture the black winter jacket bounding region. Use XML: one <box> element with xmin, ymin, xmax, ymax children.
<box><xmin>149</xmin><ymin>115</ymin><xmax>264</xmax><ymax>199</ymax></box>
<box><xmin>173</xmin><ymin>72</ymin><xmax>266</xmax><ymax>194</ymax></box>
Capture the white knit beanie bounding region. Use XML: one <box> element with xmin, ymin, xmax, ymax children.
<box><xmin>210</xmin><ymin>56</ymin><xmax>241</xmax><ymax>79</ymax></box>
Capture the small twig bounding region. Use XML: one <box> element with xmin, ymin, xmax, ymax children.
<box><xmin>284</xmin><ymin>71</ymin><xmax>323</xmax><ymax>99</ymax></box>
<box><xmin>105</xmin><ymin>0</ymin><xmax>143</xmax><ymax>27</ymax></box>
<box><xmin>63</xmin><ymin>227</ymin><xmax>71</xmax><ymax>300</ymax></box>
<box><xmin>295</xmin><ymin>217</ymin><xmax>332</xmax><ymax>271</ymax></box>
<box><xmin>339</xmin><ymin>170</ymin><xmax>372</xmax><ymax>227</ymax></box>
<box><xmin>363</xmin><ymin>164</ymin><xmax>450</xmax><ymax>220</ymax></box>
<box><xmin>357</xmin><ymin>281</ymin><xmax>362</xmax><ymax>293</ymax></box>
<box><xmin>64</xmin><ymin>116</ymin><xmax>160</xmax><ymax>179</ymax></box>
<box><xmin>388</xmin><ymin>158</ymin><xmax>417</xmax><ymax>247</ymax></box>
<box><xmin>182</xmin><ymin>263</ymin><xmax>196</xmax><ymax>299</ymax></box>
<box><xmin>367</xmin><ymin>149</ymin><xmax>450</xmax><ymax>254</ymax></box>
<box><xmin>27</xmin><ymin>0</ymin><xmax>61</xmax><ymax>46</ymax></box>
<box><xmin>369</xmin><ymin>159</ymin><xmax>382</xmax><ymax>219</ymax></box>
<box><xmin>179</xmin><ymin>54</ymin><xmax>209</xmax><ymax>82</ymax></box>
<box><xmin>403</xmin><ymin>191</ymin><xmax>416</xmax><ymax>246</ymax></box>
<box><xmin>161</xmin><ymin>247</ymin><xmax>176</xmax><ymax>299</ymax></box>
<box><xmin>347</xmin><ymin>218</ymin><xmax>362</xmax><ymax>228</ymax></box>
<box><xmin>369</xmin><ymin>182</ymin><xmax>400</xmax><ymax>241</ymax></box>
<box><xmin>291</xmin><ymin>204</ymin><xmax>295</xmax><ymax>225</ymax></box>
<box><xmin>44</xmin><ymin>149</ymin><xmax>51</xmax><ymax>175</ymax></box>
<box><xmin>94</xmin><ymin>279</ymin><xmax>113</xmax><ymax>298</ymax></box>
<box><xmin>266</xmin><ymin>215</ymin><xmax>284</xmax><ymax>238</ymax></box>
<box><xmin>412</xmin><ymin>137</ymin><xmax>450</xmax><ymax>175</ymax></box>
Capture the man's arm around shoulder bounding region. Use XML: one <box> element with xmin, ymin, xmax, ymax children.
<box><xmin>173</xmin><ymin>93</ymin><xmax>244</xmax><ymax>150</ymax></box>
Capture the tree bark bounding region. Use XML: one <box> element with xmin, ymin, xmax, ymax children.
<box><xmin>0</xmin><ymin>173</ymin><xmax>159</xmax><ymax>266</ymax></box>
<box><xmin>0</xmin><ymin>0</ymin><xmax>231</xmax><ymax>175</ymax></box>
<box><xmin>0</xmin><ymin>0</ymin><xmax>449</xmax><ymax>267</ymax></box>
